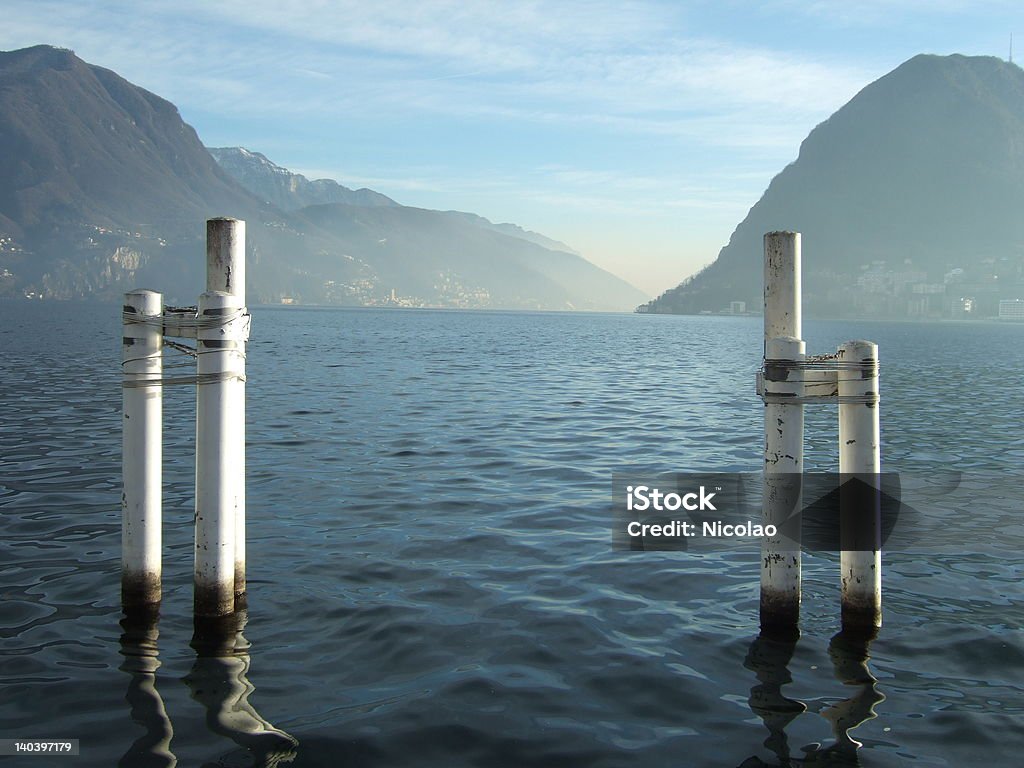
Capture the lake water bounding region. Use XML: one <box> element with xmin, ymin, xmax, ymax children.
<box><xmin>1</xmin><ymin>301</ymin><xmax>1022</xmax><ymax>767</ymax></box>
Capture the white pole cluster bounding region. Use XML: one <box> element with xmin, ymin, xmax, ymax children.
<box><xmin>121</xmin><ymin>218</ymin><xmax>249</xmax><ymax>619</ymax></box>
<box><xmin>759</xmin><ymin>232</ymin><xmax>882</xmax><ymax>635</ymax></box>
<box><xmin>122</xmin><ymin>290</ymin><xmax>164</xmax><ymax>609</ymax></box>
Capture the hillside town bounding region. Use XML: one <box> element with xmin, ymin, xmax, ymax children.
<box><xmin>809</xmin><ymin>255</ymin><xmax>1024</xmax><ymax>319</ymax></box>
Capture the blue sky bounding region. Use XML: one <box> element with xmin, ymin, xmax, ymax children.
<box><xmin>3</xmin><ymin>1</ymin><xmax>1023</xmax><ymax>295</ymax></box>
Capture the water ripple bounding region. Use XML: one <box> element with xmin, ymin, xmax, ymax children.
<box><xmin>1</xmin><ymin>303</ymin><xmax>1023</xmax><ymax>766</ymax></box>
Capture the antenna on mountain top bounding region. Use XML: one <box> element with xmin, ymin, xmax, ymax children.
<box><xmin>1011</xmin><ymin>33</ymin><xmax>1014</xmax><ymax>64</ymax></box>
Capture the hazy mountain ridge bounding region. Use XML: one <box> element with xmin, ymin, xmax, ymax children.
<box><xmin>211</xmin><ymin>146</ymin><xmax>583</xmax><ymax>257</ymax></box>
<box><xmin>642</xmin><ymin>54</ymin><xmax>1024</xmax><ymax>319</ymax></box>
<box><xmin>208</xmin><ymin>147</ymin><xmax>399</xmax><ymax>210</ymax></box>
<box><xmin>0</xmin><ymin>45</ymin><xmax>645</xmax><ymax>310</ymax></box>
<box><xmin>294</xmin><ymin>202</ymin><xmax>623</xmax><ymax>308</ymax></box>
<box><xmin>440</xmin><ymin>210</ymin><xmax>581</xmax><ymax>255</ymax></box>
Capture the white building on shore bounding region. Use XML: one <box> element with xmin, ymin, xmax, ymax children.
<box><xmin>998</xmin><ymin>299</ymin><xmax>1024</xmax><ymax>321</ymax></box>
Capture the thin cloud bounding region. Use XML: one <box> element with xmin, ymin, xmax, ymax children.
<box><xmin>294</xmin><ymin>68</ymin><xmax>333</xmax><ymax>80</ymax></box>
<box><xmin>763</xmin><ymin>0</ymin><xmax>1015</xmax><ymax>27</ymax></box>
<box><xmin>0</xmin><ymin>0</ymin><xmax>870</xmax><ymax>154</ymax></box>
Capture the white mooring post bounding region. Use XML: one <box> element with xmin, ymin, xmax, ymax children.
<box><xmin>206</xmin><ymin>218</ymin><xmax>246</xmax><ymax>303</ymax></box>
<box><xmin>122</xmin><ymin>289</ymin><xmax>164</xmax><ymax>609</ymax></box>
<box><xmin>838</xmin><ymin>340</ymin><xmax>882</xmax><ymax>631</ymax></box>
<box><xmin>205</xmin><ymin>218</ymin><xmax>247</xmax><ymax>608</ymax></box>
<box><xmin>763</xmin><ymin>232</ymin><xmax>802</xmax><ymax>346</ymax></box>
<box><xmin>761</xmin><ymin>336</ymin><xmax>805</xmax><ymax>631</ymax></box>
<box><xmin>761</xmin><ymin>232</ymin><xmax>804</xmax><ymax>633</ymax></box>
<box><xmin>194</xmin><ymin>289</ymin><xmax>247</xmax><ymax>617</ymax></box>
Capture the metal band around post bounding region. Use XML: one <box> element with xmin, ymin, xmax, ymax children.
<box><xmin>759</xmin><ymin>357</ymin><xmax>879</xmax><ymax>404</ymax></box>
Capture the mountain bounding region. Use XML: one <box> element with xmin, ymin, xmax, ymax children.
<box><xmin>294</xmin><ymin>202</ymin><xmax>639</xmax><ymax>308</ymax></box>
<box><xmin>441</xmin><ymin>210</ymin><xmax>581</xmax><ymax>255</ymax></box>
<box><xmin>0</xmin><ymin>45</ymin><xmax>340</xmax><ymax>301</ymax></box>
<box><xmin>0</xmin><ymin>45</ymin><xmax>645</xmax><ymax>310</ymax></box>
<box><xmin>208</xmin><ymin>146</ymin><xmax>398</xmax><ymax>210</ymax></box>
<box><xmin>211</xmin><ymin>146</ymin><xmax>582</xmax><ymax>257</ymax></box>
<box><xmin>642</xmin><ymin>54</ymin><xmax>1024</xmax><ymax>318</ymax></box>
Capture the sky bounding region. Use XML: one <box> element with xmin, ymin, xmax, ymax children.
<box><xmin>3</xmin><ymin>1</ymin><xmax>1024</xmax><ymax>296</ymax></box>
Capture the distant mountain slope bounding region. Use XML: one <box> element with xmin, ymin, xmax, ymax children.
<box><xmin>0</xmin><ymin>45</ymin><xmax>290</xmax><ymax>299</ymax></box>
<box><xmin>0</xmin><ymin>46</ymin><xmax>262</xmax><ymax>231</ymax></box>
<box><xmin>643</xmin><ymin>54</ymin><xmax>1024</xmax><ymax>316</ymax></box>
<box><xmin>443</xmin><ymin>211</ymin><xmax>581</xmax><ymax>255</ymax></box>
<box><xmin>211</xmin><ymin>146</ymin><xmax>583</xmax><ymax>257</ymax></box>
<box><xmin>208</xmin><ymin>146</ymin><xmax>398</xmax><ymax>210</ymax></box>
<box><xmin>0</xmin><ymin>44</ymin><xmax>645</xmax><ymax>310</ymax></box>
<box><xmin>295</xmin><ymin>203</ymin><xmax>648</xmax><ymax>310</ymax></box>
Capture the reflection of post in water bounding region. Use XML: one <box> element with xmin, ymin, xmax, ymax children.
<box><xmin>744</xmin><ymin>629</ymin><xmax>806</xmax><ymax>766</ymax></box>
<box><xmin>119</xmin><ymin>607</ymin><xmax>177</xmax><ymax>767</ymax></box>
<box><xmin>742</xmin><ymin>629</ymin><xmax>885</xmax><ymax>768</ymax></box>
<box><xmin>819</xmin><ymin>629</ymin><xmax>885</xmax><ymax>753</ymax></box>
<box><xmin>185</xmin><ymin>610</ymin><xmax>298</xmax><ymax>767</ymax></box>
